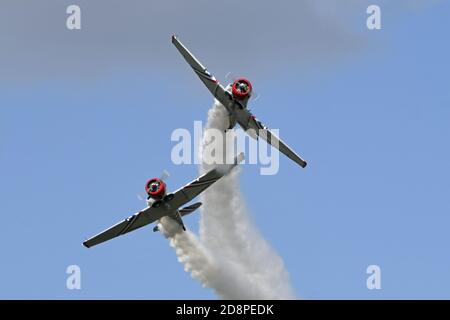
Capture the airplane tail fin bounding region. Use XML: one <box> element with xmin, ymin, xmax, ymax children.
<box><xmin>173</xmin><ymin>210</ymin><xmax>186</xmax><ymax>231</ymax></box>
<box><xmin>167</xmin><ymin>202</ymin><xmax>203</xmax><ymax>232</ymax></box>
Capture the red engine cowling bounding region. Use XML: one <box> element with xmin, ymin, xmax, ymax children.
<box><xmin>145</xmin><ymin>178</ymin><xmax>166</xmax><ymax>199</ymax></box>
<box><xmin>231</xmin><ymin>78</ymin><xmax>252</xmax><ymax>99</ymax></box>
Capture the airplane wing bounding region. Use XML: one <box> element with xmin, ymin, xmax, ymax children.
<box><xmin>236</xmin><ymin>109</ymin><xmax>307</xmax><ymax>168</ymax></box>
<box><xmin>172</xmin><ymin>35</ymin><xmax>233</xmax><ymax>112</ymax></box>
<box><xmin>170</xmin><ymin>153</ymin><xmax>244</xmax><ymax>209</ymax></box>
<box><xmin>83</xmin><ymin>206</ymin><xmax>166</xmax><ymax>248</ymax></box>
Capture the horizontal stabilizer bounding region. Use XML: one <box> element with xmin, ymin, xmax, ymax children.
<box><xmin>179</xmin><ymin>202</ymin><xmax>202</xmax><ymax>216</ymax></box>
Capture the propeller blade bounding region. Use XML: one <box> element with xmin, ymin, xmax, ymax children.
<box><xmin>160</xmin><ymin>170</ymin><xmax>170</xmax><ymax>181</ymax></box>
<box><xmin>250</xmin><ymin>91</ymin><xmax>260</xmax><ymax>101</ymax></box>
<box><xmin>225</xmin><ymin>72</ymin><xmax>237</xmax><ymax>83</ymax></box>
<box><xmin>137</xmin><ymin>192</ymin><xmax>147</xmax><ymax>202</ymax></box>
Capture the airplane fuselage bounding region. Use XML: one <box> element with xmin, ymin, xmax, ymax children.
<box><xmin>223</xmin><ymin>83</ymin><xmax>253</xmax><ymax>129</ymax></box>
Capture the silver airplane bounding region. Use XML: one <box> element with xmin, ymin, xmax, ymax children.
<box><xmin>83</xmin><ymin>153</ymin><xmax>244</xmax><ymax>248</ymax></box>
<box><xmin>172</xmin><ymin>35</ymin><xmax>307</xmax><ymax>168</ymax></box>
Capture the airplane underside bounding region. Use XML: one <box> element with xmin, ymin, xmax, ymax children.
<box><xmin>153</xmin><ymin>202</ymin><xmax>203</xmax><ymax>232</ymax></box>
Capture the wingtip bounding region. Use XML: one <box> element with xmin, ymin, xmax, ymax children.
<box><xmin>171</xmin><ymin>34</ymin><xmax>178</xmax><ymax>42</ymax></box>
<box><xmin>82</xmin><ymin>241</ymin><xmax>91</xmax><ymax>249</ymax></box>
<box><xmin>302</xmin><ymin>161</ymin><xmax>307</xmax><ymax>168</ymax></box>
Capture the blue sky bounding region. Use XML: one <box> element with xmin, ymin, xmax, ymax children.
<box><xmin>1</xmin><ymin>1</ymin><xmax>449</xmax><ymax>299</ymax></box>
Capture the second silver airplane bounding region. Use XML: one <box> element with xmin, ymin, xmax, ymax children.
<box><xmin>172</xmin><ymin>35</ymin><xmax>307</xmax><ymax>168</ymax></box>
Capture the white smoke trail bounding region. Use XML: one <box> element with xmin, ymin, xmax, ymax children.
<box><xmin>198</xmin><ymin>101</ymin><xmax>295</xmax><ymax>299</ymax></box>
<box><xmin>158</xmin><ymin>217</ymin><xmax>274</xmax><ymax>299</ymax></box>
<box><xmin>160</xmin><ymin>100</ymin><xmax>295</xmax><ymax>299</ymax></box>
